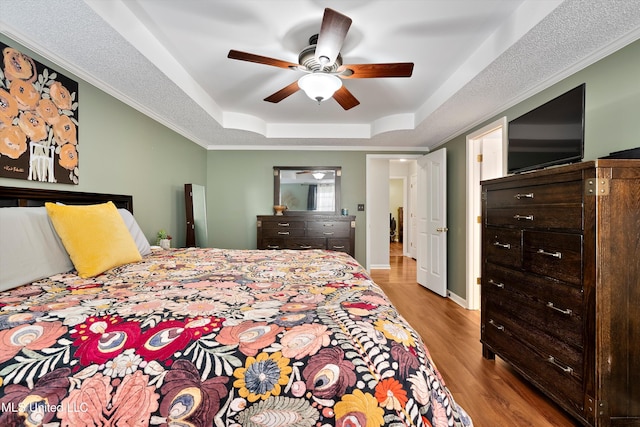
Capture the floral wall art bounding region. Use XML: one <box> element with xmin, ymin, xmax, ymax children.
<box><xmin>0</xmin><ymin>42</ymin><xmax>79</xmax><ymax>184</ymax></box>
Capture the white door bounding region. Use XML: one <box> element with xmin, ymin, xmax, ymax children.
<box><xmin>408</xmin><ymin>173</ymin><xmax>417</xmax><ymax>258</ymax></box>
<box><xmin>417</xmin><ymin>148</ymin><xmax>448</xmax><ymax>297</ymax></box>
<box><xmin>466</xmin><ymin>117</ymin><xmax>507</xmax><ymax>309</ymax></box>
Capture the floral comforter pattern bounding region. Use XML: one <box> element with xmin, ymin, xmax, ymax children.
<box><xmin>0</xmin><ymin>248</ymin><xmax>472</xmax><ymax>427</ymax></box>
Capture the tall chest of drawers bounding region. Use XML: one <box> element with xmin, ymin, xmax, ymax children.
<box><xmin>257</xmin><ymin>214</ymin><xmax>356</xmax><ymax>257</ymax></box>
<box><xmin>481</xmin><ymin>160</ymin><xmax>640</xmax><ymax>426</ymax></box>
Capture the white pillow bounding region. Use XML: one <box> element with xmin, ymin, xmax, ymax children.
<box><xmin>118</xmin><ymin>209</ymin><xmax>151</xmax><ymax>256</ymax></box>
<box><xmin>0</xmin><ymin>207</ymin><xmax>73</xmax><ymax>291</ymax></box>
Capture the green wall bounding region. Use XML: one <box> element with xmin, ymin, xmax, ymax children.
<box><xmin>0</xmin><ymin>34</ymin><xmax>207</xmax><ymax>246</ymax></box>
<box><xmin>205</xmin><ymin>150</ymin><xmax>369</xmax><ymax>262</ymax></box>
<box><xmin>441</xmin><ymin>38</ymin><xmax>640</xmax><ymax>298</ymax></box>
<box><xmin>3</xmin><ymin>30</ymin><xmax>638</xmax><ymax>300</ymax></box>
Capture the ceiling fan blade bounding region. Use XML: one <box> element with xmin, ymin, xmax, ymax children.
<box><xmin>339</xmin><ymin>63</ymin><xmax>414</xmax><ymax>79</ymax></box>
<box><xmin>333</xmin><ymin>86</ymin><xmax>360</xmax><ymax>110</ymax></box>
<box><xmin>228</xmin><ymin>50</ymin><xmax>299</xmax><ymax>70</ymax></box>
<box><xmin>264</xmin><ymin>80</ymin><xmax>301</xmax><ymax>103</ymax></box>
<box><xmin>315</xmin><ymin>8</ymin><xmax>352</xmax><ymax>66</ymax></box>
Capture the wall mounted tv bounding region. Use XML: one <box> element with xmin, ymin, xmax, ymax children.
<box><xmin>508</xmin><ymin>83</ymin><xmax>585</xmax><ymax>174</ymax></box>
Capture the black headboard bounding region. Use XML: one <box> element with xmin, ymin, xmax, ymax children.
<box><xmin>0</xmin><ymin>186</ymin><xmax>133</xmax><ymax>213</ymax></box>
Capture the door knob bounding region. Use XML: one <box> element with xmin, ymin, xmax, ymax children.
<box><xmin>436</xmin><ymin>227</ymin><xmax>449</xmax><ymax>232</ymax></box>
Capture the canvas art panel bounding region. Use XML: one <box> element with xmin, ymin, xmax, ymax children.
<box><xmin>0</xmin><ymin>42</ymin><xmax>79</xmax><ymax>184</ymax></box>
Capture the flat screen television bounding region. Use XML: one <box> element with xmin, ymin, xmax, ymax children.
<box><xmin>508</xmin><ymin>83</ymin><xmax>585</xmax><ymax>174</ymax></box>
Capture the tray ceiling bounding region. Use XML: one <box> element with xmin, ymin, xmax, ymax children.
<box><xmin>1</xmin><ymin>0</ymin><xmax>639</xmax><ymax>150</ymax></box>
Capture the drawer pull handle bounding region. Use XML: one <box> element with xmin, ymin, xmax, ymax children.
<box><xmin>332</xmin><ymin>245</ymin><xmax>345</xmax><ymax>249</ymax></box>
<box><xmin>488</xmin><ymin>319</ymin><xmax>505</xmax><ymax>331</ymax></box>
<box><xmin>546</xmin><ymin>302</ymin><xmax>572</xmax><ymax>315</ymax></box>
<box><xmin>537</xmin><ymin>249</ymin><xmax>562</xmax><ymax>259</ymax></box>
<box><xmin>278</xmin><ymin>223</ymin><xmax>290</xmax><ymax>227</ymax></box>
<box><xmin>323</xmin><ymin>223</ymin><xmax>334</xmax><ymax>227</ymax></box>
<box><xmin>513</xmin><ymin>214</ymin><xmax>534</xmax><ymax>221</ymax></box>
<box><xmin>493</xmin><ymin>241</ymin><xmax>511</xmax><ymax>249</ymax></box>
<box><xmin>278</xmin><ymin>231</ymin><xmax>290</xmax><ymax>235</ymax></box>
<box><xmin>514</xmin><ymin>193</ymin><xmax>534</xmax><ymax>199</ymax></box>
<box><xmin>547</xmin><ymin>356</ymin><xmax>574</xmax><ymax>374</ymax></box>
<box><xmin>299</xmin><ymin>245</ymin><xmax>313</xmax><ymax>249</ymax></box>
<box><xmin>323</xmin><ymin>232</ymin><xmax>335</xmax><ymax>235</ymax></box>
<box><xmin>267</xmin><ymin>245</ymin><xmax>280</xmax><ymax>249</ymax></box>
<box><xmin>488</xmin><ymin>279</ymin><xmax>505</xmax><ymax>289</ymax></box>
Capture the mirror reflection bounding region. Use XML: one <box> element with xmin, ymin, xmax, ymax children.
<box><xmin>274</xmin><ymin>167</ymin><xmax>341</xmax><ymax>214</ymax></box>
<box><xmin>185</xmin><ymin>184</ymin><xmax>208</xmax><ymax>247</ymax></box>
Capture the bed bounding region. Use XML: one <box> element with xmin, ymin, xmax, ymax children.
<box><xmin>0</xmin><ymin>186</ymin><xmax>472</xmax><ymax>427</ymax></box>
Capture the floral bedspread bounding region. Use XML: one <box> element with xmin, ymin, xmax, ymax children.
<box><xmin>0</xmin><ymin>248</ymin><xmax>472</xmax><ymax>427</ymax></box>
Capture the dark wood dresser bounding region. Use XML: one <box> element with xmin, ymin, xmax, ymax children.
<box><xmin>480</xmin><ymin>160</ymin><xmax>640</xmax><ymax>426</ymax></box>
<box><xmin>257</xmin><ymin>214</ymin><xmax>356</xmax><ymax>257</ymax></box>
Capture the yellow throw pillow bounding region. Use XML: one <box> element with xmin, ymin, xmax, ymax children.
<box><xmin>45</xmin><ymin>201</ymin><xmax>142</xmax><ymax>278</ymax></box>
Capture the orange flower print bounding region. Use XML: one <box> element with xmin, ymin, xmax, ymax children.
<box><xmin>58</xmin><ymin>372</ymin><xmax>159</xmax><ymax>426</ymax></box>
<box><xmin>17</xmin><ymin>111</ymin><xmax>47</xmax><ymax>141</ymax></box>
<box><xmin>50</xmin><ymin>81</ymin><xmax>73</xmax><ymax>110</ymax></box>
<box><xmin>52</xmin><ymin>115</ymin><xmax>77</xmax><ymax>145</ymax></box>
<box><xmin>334</xmin><ymin>389</ymin><xmax>385</xmax><ymax>427</ymax></box>
<box><xmin>36</xmin><ymin>98</ymin><xmax>60</xmax><ymax>125</ymax></box>
<box><xmin>215</xmin><ymin>321</ymin><xmax>283</xmax><ymax>356</ymax></box>
<box><xmin>0</xmin><ymin>321</ymin><xmax>67</xmax><ymax>363</ymax></box>
<box><xmin>280</xmin><ymin>323</ymin><xmax>331</xmax><ymax>360</ymax></box>
<box><xmin>0</xmin><ymin>125</ymin><xmax>27</xmax><ymax>159</ymax></box>
<box><xmin>374</xmin><ymin>378</ymin><xmax>409</xmax><ymax>410</ymax></box>
<box><xmin>2</xmin><ymin>47</ymin><xmax>37</xmax><ymax>82</ymax></box>
<box><xmin>9</xmin><ymin>79</ymin><xmax>40</xmax><ymax>110</ymax></box>
<box><xmin>0</xmin><ymin>88</ymin><xmax>19</xmax><ymax>126</ymax></box>
<box><xmin>59</xmin><ymin>143</ymin><xmax>78</xmax><ymax>170</ymax></box>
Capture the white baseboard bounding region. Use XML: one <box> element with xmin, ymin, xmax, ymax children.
<box><xmin>448</xmin><ymin>290</ymin><xmax>477</xmax><ymax>310</ymax></box>
<box><xmin>370</xmin><ymin>264</ymin><xmax>391</xmax><ymax>270</ymax></box>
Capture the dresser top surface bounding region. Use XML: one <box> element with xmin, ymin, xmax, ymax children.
<box><xmin>482</xmin><ymin>159</ymin><xmax>640</xmax><ymax>186</ymax></box>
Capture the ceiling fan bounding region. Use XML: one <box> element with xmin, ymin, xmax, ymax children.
<box><xmin>227</xmin><ymin>8</ymin><xmax>414</xmax><ymax>110</ymax></box>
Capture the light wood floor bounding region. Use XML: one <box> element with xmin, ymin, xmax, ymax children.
<box><xmin>371</xmin><ymin>243</ymin><xmax>579</xmax><ymax>427</ymax></box>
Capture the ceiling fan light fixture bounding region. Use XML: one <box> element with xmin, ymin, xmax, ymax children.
<box><xmin>298</xmin><ymin>73</ymin><xmax>342</xmax><ymax>103</ymax></box>
<box><xmin>312</xmin><ymin>172</ymin><xmax>325</xmax><ymax>180</ymax></box>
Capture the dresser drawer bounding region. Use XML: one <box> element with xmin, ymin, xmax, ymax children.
<box><xmin>523</xmin><ymin>231</ymin><xmax>583</xmax><ymax>286</ymax></box>
<box><xmin>485</xmin><ymin>180</ymin><xmax>583</xmax><ymax>208</ymax></box>
<box><xmin>482</xmin><ymin>313</ymin><xmax>584</xmax><ymax>413</ymax></box>
<box><xmin>260</xmin><ymin>219</ymin><xmax>305</xmax><ymax>230</ymax></box>
<box><xmin>484</xmin><ymin>286</ymin><xmax>584</xmax><ymax>362</ymax></box>
<box><xmin>307</xmin><ymin>221</ymin><xmax>351</xmax><ymax>237</ymax></box>
<box><xmin>261</xmin><ymin>227</ymin><xmax>305</xmax><ymax>238</ymax></box>
<box><xmin>485</xmin><ymin>206</ymin><xmax>583</xmax><ymax>230</ymax></box>
<box><xmin>483</xmin><ymin>227</ymin><xmax>521</xmax><ymax>268</ymax></box>
<box><xmin>260</xmin><ymin>238</ymin><xmax>285</xmax><ymax>250</ymax></box>
<box><xmin>327</xmin><ymin>238</ymin><xmax>351</xmax><ymax>254</ymax></box>
<box><xmin>484</xmin><ymin>263</ymin><xmax>583</xmax><ymax>348</ymax></box>
<box><xmin>283</xmin><ymin>237</ymin><xmax>326</xmax><ymax>250</ymax></box>
<box><xmin>484</xmin><ymin>263</ymin><xmax>583</xmax><ymax>318</ymax></box>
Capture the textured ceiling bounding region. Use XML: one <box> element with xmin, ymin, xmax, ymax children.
<box><xmin>1</xmin><ymin>0</ymin><xmax>639</xmax><ymax>151</ymax></box>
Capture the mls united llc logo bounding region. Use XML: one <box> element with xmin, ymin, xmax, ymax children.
<box><xmin>1</xmin><ymin>401</ymin><xmax>89</xmax><ymax>415</ymax></box>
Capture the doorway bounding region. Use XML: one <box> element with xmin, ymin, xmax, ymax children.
<box><xmin>365</xmin><ymin>154</ymin><xmax>422</xmax><ymax>271</ymax></box>
<box><xmin>465</xmin><ymin>117</ymin><xmax>507</xmax><ymax>309</ymax></box>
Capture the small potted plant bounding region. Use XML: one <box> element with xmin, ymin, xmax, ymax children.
<box><xmin>157</xmin><ymin>229</ymin><xmax>172</xmax><ymax>250</ymax></box>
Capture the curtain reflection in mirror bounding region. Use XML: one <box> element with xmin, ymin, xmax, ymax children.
<box><xmin>276</xmin><ymin>167</ymin><xmax>339</xmax><ymax>213</ymax></box>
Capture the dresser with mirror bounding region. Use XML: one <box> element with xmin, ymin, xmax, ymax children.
<box><xmin>257</xmin><ymin>166</ymin><xmax>356</xmax><ymax>256</ymax></box>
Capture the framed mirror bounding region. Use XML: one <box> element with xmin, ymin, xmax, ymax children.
<box><xmin>274</xmin><ymin>166</ymin><xmax>341</xmax><ymax>215</ymax></box>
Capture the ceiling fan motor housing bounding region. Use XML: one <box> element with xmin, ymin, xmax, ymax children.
<box><xmin>299</xmin><ymin>34</ymin><xmax>342</xmax><ymax>72</ymax></box>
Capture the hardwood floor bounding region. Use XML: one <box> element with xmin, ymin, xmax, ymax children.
<box><xmin>371</xmin><ymin>244</ymin><xmax>579</xmax><ymax>427</ymax></box>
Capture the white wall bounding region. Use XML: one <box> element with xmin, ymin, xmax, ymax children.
<box><xmin>366</xmin><ymin>157</ymin><xmax>391</xmax><ymax>269</ymax></box>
